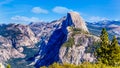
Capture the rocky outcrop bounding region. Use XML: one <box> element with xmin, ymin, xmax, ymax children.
<box><xmin>66</xmin><ymin>12</ymin><xmax>89</xmax><ymax>32</ymax></box>
<box><xmin>34</xmin><ymin>17</ymin><xmax>69</xmax><ymax>67</ymax></box>
<box><xmin>0</xmin><ymin>12</ymin><xmax>101</xmax><ymax>68</ymax></box>
<box><xmin>29</xmin><ymin>17</ymin><xmax>65</xmax><ymax>42</ymax></box>
<box><xmin>35</xmin><ymin>29</ymin><xmax>67</xmax><ymax>67</ymax></box>
<box><xmin>34</xmin><ymin>12</ymin><xmax>99</xmax><ymax>68</ymax></box>
<box><xmin>4</xmin><ymin>24</ymin><xmax>38</xmax><ymax>48</ymax></box>
<box><xmin>0</xmin><ymin>24</ymin><xmax>38</xmax><ymax>63</ymax></box>
<box><xmin>0</xmin><ymin>11</ymin><xmax>118</xmax><ymax>68</ymax></box>
<box><xmin>0</xmin><ymin>36</ymin><xmax>25</xmax><ymax>62</ymax></box>
<box><xmin>59</xmin><ymin>34</ymin><xmax>99</xmax><ymax>65</ymax></box>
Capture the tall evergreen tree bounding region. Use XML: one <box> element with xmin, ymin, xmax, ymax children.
<box><xmin>96</xmin><ymin>28</ymin><xmax>120</xmax><ymax>66</ymax></box>
<box><xmin>97</xmin><ymin>28</ymin><xmax>110</xmax><ymax>64</ymax></box>
<box><xmin>109</xmin><ymin>36</ymin><xmax>120</xmax><ymax>66</ymax></box>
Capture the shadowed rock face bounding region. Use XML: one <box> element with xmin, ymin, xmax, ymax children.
<box><xmin>34</xmin><ymin>12</ymin><xmax>94</xmax><ymax>68</ymax></box>
<box><xmin>34</xmin><ymin>16</ymin><xmax>71</xmax><ymax>68</ymax></box>
<box><xmin>35</xmin><ymin>29</ymin><xmax>67</xmax><ymax>67</ymax></box>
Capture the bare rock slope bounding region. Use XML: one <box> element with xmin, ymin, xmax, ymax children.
<box><xmin>66</xmin><ymin>12</ymin><xmax>89</xmax><ymax>32</ymax></box>
<box><xmin>34</xmin><ymin>12</ymin><xmax>99</xmax><ymax>68</ymax></box>
<box><xmin>0</xmin><ymin>24</ymin><xmax>38</xmax><ymax>63</ymax></box>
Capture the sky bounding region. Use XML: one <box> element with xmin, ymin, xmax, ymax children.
<box><xmin>0</xmin><ymin>0</ymin><xmax>120</xmax><ymax>24</ymax></box>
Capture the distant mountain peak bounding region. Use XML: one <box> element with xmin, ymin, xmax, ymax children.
<box><xmin>66</xmin><ymin>12</ymin><xmax>89</xmax><ymax>32</ymax></box>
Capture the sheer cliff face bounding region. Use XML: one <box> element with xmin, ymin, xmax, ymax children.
<box><xmin>34</xmin><ymin>12</ymin><xmax>99</xmax><ymax>68</ymax></box>
<box><xmin>66</xmin><ymin>12</ymin><xmax>89</xmax><ymax>33</ymax></box>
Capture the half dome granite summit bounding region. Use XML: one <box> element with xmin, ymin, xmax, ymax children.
<box><xmin>34</xmin><ymin>12</ymin><xmax>98</xmax><ymax>68</ymax></box>
<box><xmin>66</xmin><ymin>12</ymin><xmax>89</xmax><ymax>33</ymax></box>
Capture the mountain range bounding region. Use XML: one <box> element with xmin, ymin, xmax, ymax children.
<box><xmin>0</xmin><ymin>12</ymin><xmax>120</xmax><ymax>68</ymax></box>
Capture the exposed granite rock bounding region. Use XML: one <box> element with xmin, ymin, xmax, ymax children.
<box><xmin>59</xmin><ymin>34</ymin><xmax>99</xmax><ymax>65</ymax></box>
<box><xmin>33</xmin><ymin>12</ymin><xmax>99</xmax><ymax>68</ymax></box>
<box><xmin>5</xmin><ymin>24</ymin><xmax>38</xmax><ymax>48</ymax></box>
<box><xmin>35</xmin><ymin>29</ymin><xmax>67</xmax><ymax>67</ymax></box>
<box><xmin>0</xmin><ymin>36</ymin><xmax>25</xmax><ymax>62</ymax></box>
<box><xmin>0</xmin><ymin>24</ymin><xmax>38</xmax><ymax>63</ymax></box>
<box><xmin>29</xmin><ymin>17</ymin><xmax>65</xmax><ymax>39</ymax></box>
<box><xmin>66</xmin><ymin>12</ymin><xmax>89</xmax><ymax>33</ymax></box>
<box><xmin>34</xmin><ymin>17</ymin><xmax>69</xmax><ymax>67</ymax></box>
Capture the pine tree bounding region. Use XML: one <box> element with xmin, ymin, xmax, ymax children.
<box><xmin>96</xmin><ymin>28</ymin><xmax>120</xmax><ymax>66</ymax></box>
<box><xmin>96</xmin><ymin>28</ymin><xmax>110</xmax><ymax>64</ymax></box>
<box><xmin>109</xmin><ymin>36</ymin><xmax>120</xmax><ymax>66</ymax></box>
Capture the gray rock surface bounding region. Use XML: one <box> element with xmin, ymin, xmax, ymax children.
<box><xmin>59</xmin><ymin>34</ymin><xmax>99</xmax><ymax>65</ymax></box>
<box><xmin>0</xmin><ymin>24</ymin><xmax>38</xmax><ymax>63</ymax></box>
<box><xmin>33</xmin><ymin>12</ymin><xmax>99</xmax><ymax>68</ymax></box>
<box><xmin>0</xmin><ymin>36</ymin><xmax>25</xmax><ymax>62</ymax></box>
<box><xmin>66</xmin><ymin>12</ymin><xmax>89</xmax><ymax>32</ymax></box>
<box><xmin>1</xmin><ymin>11</ymin><xmax>120</xmax><ymax>68</ymax></box>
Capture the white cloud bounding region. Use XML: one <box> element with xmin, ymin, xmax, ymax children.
<box><xmin>52</xmin><ymin>6</ymin><xmax>73</xmax><ymax>14</ymax></box>
<box><xmin>0</xmin><ymin>0</ymin><xmax>13</xmax><ymax>6</ymax></box>
<box><xmin>88</xmin><ymin>16</ymin><xmax>109</xmax><ymax>22</ymax></box>
<box><xmin>31</xmin><ymin>7</ymin><xmax>48</xmax><ymax>14</ymax></box>
<box><xmin>11</xmin><ymin>16</ymin><xmax>42</xmax><ymax>23</ymax></box>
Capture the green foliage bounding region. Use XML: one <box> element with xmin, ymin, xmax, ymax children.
<box><xmin>100</xmin><ymin>28</ymin><xmax>109</xmax><ymax>45</ymax></box>
<box><xmin>63</xmin><ymin>27</ymin><xmax>90</xmax><ymax>47</ymax></box>
<box><xmin>6</xmin><ymin>64</ymin><xmax>11</xmax><ymax>68</ymax></box>
<box><xmin>72</xmin><ymin>27</ymin><xmax>82</xmax><ymax>31</ymax></box>
<box><xmin>85</xmin><ymin>41</ymin><xmax>100</xmax><ymax>53</ymax></box>
<box><xmin>41</xmin><ymin>62</ymin><xmax>120</xmax><ymax>68</ymax></box>
<box><xmin>96</xmin><ymin>28</ymin><xmax>120</xmax><ymax>66</ymax></box>
<box><xmin>70</xmin><ymin>27</ymin><xmax>89</xmax><ymax>36</ymax></box>
<box><xmin>63</xmin><ymin>27</ymin><xmax>89</xmax><ymax>47</ymax></box>
<box><xmin>96</xmin><ymin>28</ymin><xmax>110</xmax><ymax>65</ymax></box>
<box><xmin>71</xmin><ymin>27</ymin><xmax>82</xmax><ymax>36</ymax></box>
<box><xmin>62</xmin><ymin>37</ymin><xmax>74</xmax><ymax>47</ymax></box>
<box><xmin>48</xmin><ymin>62</ymin><xmax>64</xmax><ymax>68</ymax></box>
<box><xmin>108</xmin><ymin>36</ymin><xmax>120</xmax><ymax>66</ymax></box>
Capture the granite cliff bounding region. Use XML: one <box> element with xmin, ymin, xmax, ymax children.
<box><xmin>32</xmin><ymin>12</ymin><xmax>99</xmax><ymax>68</ymax></box>
<box><xmin>0</xmin><ymin>12</ymin><xmax>120</xmax><ymax>68</ymax></box>
<box><xmin>0</xmin><ymin>24</ymin><xmax>38</xmax><ymax>63</ymax></box>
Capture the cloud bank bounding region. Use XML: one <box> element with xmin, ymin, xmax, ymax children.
<box><xmin>11</xmin><ymin>16</ymin><xmax>42</xmax><ymax>23</ymax></box>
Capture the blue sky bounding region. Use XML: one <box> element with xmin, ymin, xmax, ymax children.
<box><xmin>0</xmin><ymin>0</ymin><xmax>120</xmax><ymax>24</ymax></box>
